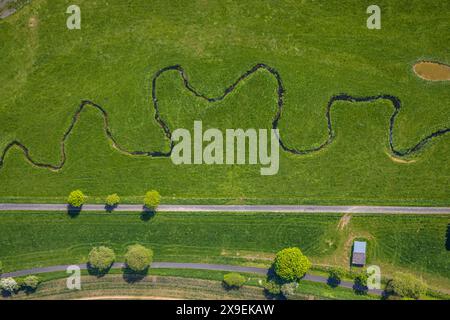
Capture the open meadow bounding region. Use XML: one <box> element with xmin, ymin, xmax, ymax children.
<box><xmin>0</xmin><ymin>0</ymin><xmax>449</xmax><ymax>205</ymax></box>
<box><xmin>0</xmin><ymin>211</ymin><xmax>448</xmax><ymax>290</ymax></box>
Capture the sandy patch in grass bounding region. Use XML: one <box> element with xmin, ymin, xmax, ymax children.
<box><xmin>386</xmin><ymin>151</ymin><xmax>416</xmax><ymax>164</ymax></box>
<box><xmin>28</xmin><ymin>16</ymin><xmax>38</xmax><ymax>28</ymax></box>
<box><xmin>413</xmin><ymin>61</ymin><xmax>450</xmax><ymax>81</ymax></box>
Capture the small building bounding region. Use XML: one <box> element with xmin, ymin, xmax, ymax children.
<box><xmin>352</xmin><ymin>241</ymin><xmax>367</xmax><ymax>266</ymax></box>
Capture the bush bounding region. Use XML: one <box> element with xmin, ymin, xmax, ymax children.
<box><xmin>328</xmin><ymin>267</ymin><xmax>345</xmax><ymax>287</ymax></box>
<box><xmin>274</xmin><ymin>247</ymin><xmax>311</xmax><ymax>281</ymax></box>
<box><xmin>22</xmin><ymin>275</ymin><xmax>40</xmax><ymax>291</ymax></box>
<box><xmin>88</xmin><ymin>246</ymin><xmax>116</xmax><ymax>273</ymax></box>
<box><xmin>263</xmin><ymin>280</ymin><xmax>281</xmax><ymax>295</ymax></box>
<box><xmin>281</xmin><ymin>282</ymin><xmax>298</xmax><ymax>299</ymax></box>
<box><xmin>143</xmin><ymin>190</ymin><xmax>161</xmax><ymax>210</ymax></box>
<box><xmin>0</xmin><ymin>277</ymin><xmax>19</xmax><ymax>294</ymax></box>
<box><xmin>353</xmin><ymin>272</ymin><xmax>368</xmax><ymax>295</ymax></box>
<box><xmin>387</xmin><ymin>273</ymin><xmax>427</xmax><ymax>299</ymax></box>
<box><xmin>223</xmin><ymin>273</ymin><xmax>246</xmax><ymax>289</ymax></box>
<box><xmin>67</xmin><ymin>190</ymin><xmax>86</xmax><ymax>207</ymax></box>
<box><xmin>125</xmin><ymin>244</ymin><xmax>153</xmax><ymax>272</ymax></box>
<box><xmin>105</xmin><ymin>194</ymin><xmax>120</xmax><ymax>207</ymax></box>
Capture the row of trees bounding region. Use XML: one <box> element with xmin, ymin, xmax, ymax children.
<box><xmin>67</xmin><ymin>190</ymin><xmax>161</xmax><ymax>211</ymax></box>
<box><xmin>222</xmin><ymin>247</ymin><xmax>312</xmax><ymax>300</ymax></box>
<box><xmin>0</xmin><ymin>260</ymin><xmax>40</xmax><ymax>295</ymax></box>
<box><xmin>88</xmin><ymin>245</ymin><xmax>153</xmax><ymax>274</ymax></box>
<box><xmin>0</xmin><ymin>247</ymin><xmax>429</xmax><ymax>299</ymax></box>
<box><xmin>0</xmin><ymin>276</ymin><xmax>40</xmax><ymax>295</ymax></box>
<box><xmin>220</xmin><ymin>247</ymin><xmax>429</xmax><ymax>300</ymax></box>
<box><xmin>327</xmin><ymin>266</ymin><xmax>428</xmax><ymax>299</ymax></box>
<box><xmin>0</xmin><ymin>244</ymin><xmax>153</xmax><ymax>296</ymax></box>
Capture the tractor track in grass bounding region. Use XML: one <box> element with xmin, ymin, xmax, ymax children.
<box><xmin>0</xmin><ymin>63</ymin><xmax>449</xmax><ymax>172</ymax></box>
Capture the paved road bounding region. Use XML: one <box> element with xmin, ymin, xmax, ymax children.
<box><xmin>0</xmin><ymin>203</ymin><xmax>449</xmax><ymax>214</ymax></box>
<box><xmin>0</xmin><ymin>262</ymin><xmax>383</xmax><ymax>296</ymax></box>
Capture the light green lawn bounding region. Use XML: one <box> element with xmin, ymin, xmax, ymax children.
<box><xmin>0</xmin><ymin>211</ymin><xmax>448</xmax><ymax>291</ymax></box>
<box><xmin>0</xmin><ymin>0</ymin><xmax>449</xmax><ymax>205</ymax></box>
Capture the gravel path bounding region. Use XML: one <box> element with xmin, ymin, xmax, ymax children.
<box><xmin>0</xmin><ymin>203</ymin><xmax>449</xmax><ymax>214</ymax></box>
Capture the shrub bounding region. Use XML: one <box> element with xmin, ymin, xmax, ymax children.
<box><xmin>88</xmin><ymin>246</ymin><xmax>116</xmax><ymax>273</ymax></box>
<box><xmin>105</xmin><ymin>194</ymin><xmax>120</xmax><ymax>207</ymax></box>
<box><xmin>67</xmin><ymin>190</ymin><xmax>86</xmax><ymax>207</ymax></box>
<box><xmin>328</xmin><ymin>267</ymin><xmax>345</xmax><ymax>287</ymax></box>
<box><xmin>0</xmin><ymin>277</ymin><xmax>19</xmax><ymax>294</ymax></box>
<box><xmin>22</xmin><ymin>275</ymin><xmax>40</xmax><ymax>291</ymax></box>
<box><xmin>263</xmin><ymin>280</ymin><xmax>281</xmax><ymax>295</ymax></box>
<box><xmin>387</xmin><ymin>273</ymin><xmax>427</xmax><ymax>299</ymax></box>
<box><xmin>125</xmin><ymin>244</ymin><xmax>153</xmax><ymax>272</ymax></box>
<box><xmin>274</xmin><ymin>247</ymin><xmax>311</xmax><ymax>281</ymax></box>
<box><xmin>223</xmin><ymin>273</ymin><xmax>246</xmax><ymax>289</ymax></box>
<box><xmin>143</xmin><ymin>190</ymin><xmax>161</xmax><ymax>210</ymax></box>
<box><xmin>353</xmin><ymin>272</ymin><xmax>369</xmax><ymax>295</ymax></box>
<box><xmin>281</xmin><ymin>282</ymin><xmax>298</xmax><ymax>299</ymax></box>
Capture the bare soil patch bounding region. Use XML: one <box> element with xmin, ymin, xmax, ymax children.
<box><xmin>28</xmin><ymin>16</ymin><xmax>38</xmax><ymax>28</ymax></box>
<box><xmin>337</xmin><ymin>213</ymin><xmax>352</xmax><ymax>230</ymax></box>
<box><xmin>413</xmin><ymin>61</ymin><xmax>450</xmax><ymax>81</ymax></box>
<box><xmin>385</xmin><ymin>151</ymin><xmax>416</xmax><ymax>164</ymax></box>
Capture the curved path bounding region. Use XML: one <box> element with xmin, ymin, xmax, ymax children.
<box><xmin>0</xmin><ymin>261</ymin><xmax>384</xmax><ymax>296</ymax></box>
<box><xmin>0</xmin><ymin>203</ymin><xmax>449</xmax><ymax>214</ymax></box>
<box><xmin>1</xmin><ymin>63</ymin><xmax>449</xmax><ymax>171</ymax></box>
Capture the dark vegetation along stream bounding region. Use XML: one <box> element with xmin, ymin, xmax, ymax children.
<box><xmin>1</xmin><ymin>63</ymin><xmax>449</xmax><ymax>171</ymax></box>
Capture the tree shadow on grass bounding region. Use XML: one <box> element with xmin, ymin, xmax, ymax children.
<box><xmin>23</xmin><ymin>286</ymin><xmax>38</xmax><ymax>295</ymax></box>
<box><xmin>86</xmin><ymin>262</ymin><xmax>111</xmax><ymax>278</ymax></box>
<box><xmin>122</xmin><ymin>266</ymin><xmax>149</xmax><ymax>283</ymax></box>
<box><xmin>67</xmin><ymin>205</ymin><xmax>82</xmax><ymax>218</ymax></box>
<box><xmin>1</xmin><ymin>290</ymin><xmax>13</xmax><ymax>298</ymax></box>
<box><xmin>352</xmin><ymin>282</ymin><xmax>369</xmax><ymax>295</ymax></box>
<box><xmin>104</xmin><ymin>204</ymin><xmax>118</xmax><ymax>213</ymax></box>
<box><xmin>140</xmin><ymin>207</ymin><xmax>156</xmax><ymax>221</ymax></box>
<box><xmin>262</xmin><ymin>265</ymin><xmax>286</xmax><ymax>300</ymax></box>
<box><xmin>446</xmin><ymin>224</ymin><xmax>450</xmax><ymax>251</ymax></box>
<box><xmin>327</xmin><ymin>277</ymin><xmax>341</xmax><ymax>288</ymax></box>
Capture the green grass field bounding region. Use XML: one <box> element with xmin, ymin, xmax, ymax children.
<box><xmin>349</xmin><ymin>215</ymin><xmax>450</xmax><ymax>288</ymax></box>
<box><xmin>0</xmin><ymin>211</ymin><xmax>448</xmax><ymax>290</ymax></box>
<box><xmin>0</xmin><ymin>211</ymin><xmax>342</xmax><ymax>271</ymax></box>
<box><xmin>0</xmin><ymin>0</ymin><xmax>449</xmax><ymax>205</ymax></box>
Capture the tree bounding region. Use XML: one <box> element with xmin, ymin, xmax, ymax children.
<box><xmin>143</xmin><ymin>190</ymin><xmax>161</xmax><ymax>210</ymax></box>
<box><xmin>22</xmin><ymin>276</ymin><xmax>40</xmax><ymax>291</ymax></box>
<box><xmin>125</xmin><ymin>244</ymin><xmax>153</xmax><ymax>272</ymax></box>
<box><xmin>328</xmin><ymin>267</ymin><xmax>345</xmax><ymax>287</ymax></box>
<box><xmin>273</xmin><ymin>247</ymin><xmax>311</xmax><ymax>281</ymax></box>
<box><xmin>263</xmin><ymin>280</ymin><xmax>281</xmax><ymax>296</ymax></box>
<box><xmin>353</xmin><ymin>272</ymin><xmax>368</xmax><ymax>295</ymax></box>
<box><xmin>67</xmin><ymin>190</ymin><xmax>86</xmax><ymax>207</ymax></box>
<box><xmin>281</xmin><ymin>282</ymin><xmax>298</xmax><ymax>299</ymax></box>
<box><xmin>105</xmin><ymin>194</ymin><xmax>120</xmax><ymax>208</ymax></box>
<box><xmin>387</xmin><ymin>273</ymin><xmax>427</xmax><ymax>299</ymax></box>
<box><xmin>0</xmin><ymin>277</ymin><xmax>19</xmax><ymax>294</ymax></box>
<box><xmin>88</xmin><ymin>246</ymin><xmax>116</xmax><ymax>273</ymax></box>
<box><xmin>223</xmin><ymin>273</ymin><xmax>246</xmax><ymax>289</ymax></box>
